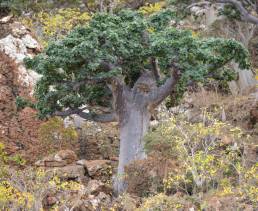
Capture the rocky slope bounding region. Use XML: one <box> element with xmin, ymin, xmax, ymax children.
<box><xmin>0</xmin><ymin>17</ymin><xmax>42</xmax><ymax>161</ymax></box>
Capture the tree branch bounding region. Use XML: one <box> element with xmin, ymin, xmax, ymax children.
<box><xmin>186</xmin><ymin>1</ymin><xmax>211</xmax><ymax>10</ymax></box>
<box><xmin>58</xmin><ymin>60</ymin><xmax>122</xmax><ymax>91</ymax></box>
<box><xmin>55</xmin><ymin>108</ymin><xmax>118</xmax><ymax>123</ymax></box>
<box><xmin>216</xmin><ymin>0</ymin><xmax>258</xmax><ymax>25</ymax></box>
<box><xmin>147</xmin><ymin>65</ymin><xmax>181</xmax><ymax>109</ymax></box>
<box><xmin>150</xmin><ymin>57</ymin><xmax>161</xmax><ymax>81</ymax></box>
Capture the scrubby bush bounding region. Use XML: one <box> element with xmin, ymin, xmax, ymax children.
<box><xmin>136</xmin><ymin>193</ymin><xmax>187</xmax><ymax>211</ymax></box>
<box><xmin>38</xmin><ymin>117</ymin><xmax>78</xmax><ymax>153</ymax></box>
<box><xmin>22</xmin><ymin>8</ymin><xmax>91</xmax><ymax>46</ymax></box>
<box><xmin>0</xmin><ymin>143</ymin><xmax>83</xmax><ymax>210</ymax></box>
<box><xmin>139</xmin><ymin>2</ymin><xmax>165</xmax><ymax>15</ymax></box>
<box><xmin>1</xmin><ymin>0</ymin><xmax>82</xmax><ymax>15</ymax></box>
<box><xmin>143</xmin><ymin>114</ymin><xmax>257</xmax><ymax>204</ymax></box>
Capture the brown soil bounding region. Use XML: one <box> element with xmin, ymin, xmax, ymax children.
<box><xmin>0</xmin><ymin>51</ymin><xmax>43</xmax><ymax>163</ymax></box>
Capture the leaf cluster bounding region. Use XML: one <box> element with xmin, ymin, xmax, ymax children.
<box><xmin>25</xmin><ymin>9</ymin><xmax>249</xmax><ymax>117</ymax></box>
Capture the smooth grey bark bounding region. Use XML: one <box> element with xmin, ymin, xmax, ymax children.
<box><xmin>113</xmin><ymin>71</ymin><xmax>179</xmax><ymax>194</ymax></box>
<box><xmin>115</xmin><ymin>103</ymin><xmax>151</xmax><ymax>193</ymax></box>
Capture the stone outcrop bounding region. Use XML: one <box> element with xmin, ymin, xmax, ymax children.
<box><xmin>0</xmin><ymin>20</ymin><xmax>41</xmax><ymax>93</ymax></box>
<box><xmin>35</xmin><ymin>150</ymin><xmax>78</xmax><ymax>167</ymax></box>
<box><xmin>79</xmin><ymin>122</ymin><xmax>119</xmax><ymax>160</ymax></box>
<box><xmin>35</xmin><ymin>150</ymin><xmax>114</xmax><ymax>210</ymax></box>
<box><xmin>0</xmin><ymin>51</ymin><xmax>42</xmax><ymax>161</ymax></box>
<box><xmin>77</xmin><ymin>159</ymin><xmax>111</xmax><ymax>177</ymax></box>
<box><xmin>86</xmin><ymin>180</ymin><xmax>112</xmax><ymax>196</ymax></box>
<box><xmin>0</xmin><ymin>17</ymin><xmax>44</xmax><ymax>162</ymax></box>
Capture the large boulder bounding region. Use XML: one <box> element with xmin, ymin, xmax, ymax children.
<box><xmin>35</xmin><ymin>150</ymin><xmax>78</xmax><ymax>167</ymax></box>
<box><xmin>77</xmin><ymin>160</ymin><xmax>111</xmax><ymax>177</ymax></box>
<box><xmin>46</xmin><ymin>165</ymin><xmax>86</xmax><ymax>182</ymax></box>
<box><xmin>71</xmin><ymin>192</ymin><xmax>111</xmax><ymax>211</ymax></box>
<box><xmin>0</xmin><ymin>21</ymin><xmax>41</xmax><ymax>93</ymax></box>
<box><xmin>86</xmin><ymin>180</ymin><xmax>112</xmax><ymax>196</ymax></box>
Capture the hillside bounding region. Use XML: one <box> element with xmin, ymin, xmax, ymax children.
<box><xmin>0</xmin><ymin>1</ymin><xmax>257</xmax><ymax>210</ymax></box>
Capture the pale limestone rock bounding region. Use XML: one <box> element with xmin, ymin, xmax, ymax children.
<box><xmin>0</xmin><ymin>35</ymin><xmax>28</xmax><ymax>62</ymax></box>
<box><xmin>21</xmin><ymin>34</ymin><xmax>39</xmax><ymax>49</ymax></box>
<box><xmin>0</xmin><ymin>23</ymin><xmax>41</xmax><ymax>95</ymax></box>
<box><xmin>0</xmin><ymin>15</ymin><xmax>13</xmax><ymax>24</ymax></box>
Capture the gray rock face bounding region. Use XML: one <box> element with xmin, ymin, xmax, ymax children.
<box><xmin>229</xmin><ymin>63</ymin><xmax>257</xmax><ymax>96</ymax></box>
<box><xmin>0</xmin><ymin>21</ymin><xmax>41</xmax><ymax>95</ymax></box>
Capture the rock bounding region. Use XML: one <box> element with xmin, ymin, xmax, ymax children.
<box><xmin>46</xmin><ymin>165</ymin><xmax>87</xmax><ymax>182</ymax></box>
<box><xmin>21</xmin><ymin>34</ymin><xmax>39</xmax><ymax>49</ymax></box>
<box><xmin>71</xmin><ymin>182</ymin><xmax>112</xmax><ymax>210</ymax></box>
<box><xmin>77</xmin><ymin>159</ymin><xmax>111</xmax><ymax>177</ymax></box>
<box><xmin>89</xmin><ymin>192</ymin><xmax>111</xmax><ymax>209</ymax></box>
<box><xmin>11</xmin><ymin>22</ymin><xmax>28</xmax><ymax>38</ymax></box>
<box><xmin>110</xmin><ymin>157</ymin><xmax>119</xmax><ymax>161</ymax></box>
<box><xmin>42</xmin><ymin>192</ymin><xmax>58</xmax><ymax>209</ymax></box>
<box><xmin>86</xmin><ymin>180</ymin><xmax>112</xmax><ymax>196</ymax></box>
<box><xmin>0</xmin><ymin>22</ymin><xmax>41</xmax><ymax>95</ymax></box>
<box><xmin>0</xmin><ymin>15</ymin><xmax>13</xmax><ymax>24</ymax></box>
<box><xmin>55</xmin><ymin>150</ymin><xmax>78</xmax><ymax>162</ymax></box>
<box><xmin>35</xmin><ymin>150</ymin><xmax>78</xmax><ymax>167</ymax></box>
<box><xmin>73</xmin><ymin>192</ymin><xmax>111</xmax><ymax>211</ymax></box>
<box><xmin>35</xmin><ymin>159</ymin><xmax>67</xmax><ymax>167</ymax></box>
<box><xmin>46</xmin><ymin>196</ymin><xmax>58</xmax><ymax>206</ymax></box>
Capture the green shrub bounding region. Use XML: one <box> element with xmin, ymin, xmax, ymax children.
<box><xmin>144</xmin><ymin>114</ymin><xmax>257</xmax><ymax>203</ymax></box>
<box><xmin>38</xmin><ymin>117</ymin><xmax>78</xmax><ymax>153</ymax></box>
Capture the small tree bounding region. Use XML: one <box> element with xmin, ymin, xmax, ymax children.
<box><xmin>25</xmin><ymin>9</ymin><xmax>249</xmax><ymax>193</ymax></box>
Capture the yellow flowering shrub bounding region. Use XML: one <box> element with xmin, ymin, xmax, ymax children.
<box><xmin>139</xmin><ymin>2</ymin><xmax>166</xmax><ymax>15</ymax></box>
<box><xmin>0</xmin><ymin>181</ymin><xmax>34</xmax><ymax>210</ymax></box>
<box><xmin>144</xmin><ymin>113</ymin><xmax>257</xmax><ymax>204</ymax></box>
<box><xmin>136</xmin><ymin>193</ymin><xmax>184</xmax><ymax>211</ymax></box>
<box><xmin>22</xmin><ymin>8</ymin><xmax>91</xmax><ymax>46</ymax></box>
<box><xmin>0</xmin><ymin>165</ymin><xmax>84</xmax><ymax>210</ymax></box>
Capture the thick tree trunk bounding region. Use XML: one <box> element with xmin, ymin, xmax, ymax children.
<box><xmin>114</xmin><ymin>104</ymin><xmax>151</xmax><ymax>194</ymax></box>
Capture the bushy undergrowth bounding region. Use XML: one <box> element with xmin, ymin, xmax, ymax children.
<box><xmin>126</xmin><ymin>113</ymin><xmax>257</xmax><ymax>208</ymax></box>
<box><xmin>22</xmin><ymin>8</ymin><xmax>91</xmax><ymax>46</ymax></box>
<box><xmin>0</xmin><ymin>143</ymin><xmax>83</xmax><ymax>210</ymax></box>
<box><xmin>38</xmin><ymin>117</ymin><xmax>78</xmax><ymax>154</ymax></box>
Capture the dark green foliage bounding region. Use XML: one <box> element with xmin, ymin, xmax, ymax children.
<box><xmin>25</xmin><ymin>9</ymin><xmax>250</xmax><ymax>118</ymax></box>
<box><xmin>218</xmin><ymin>4</ymin><xmax>241</xmax><ymax>21</ymax></box>
<box><xmin>15</xmin><ymin>96</ymin><xmax>35</xmax><ymax>110</ymax></box>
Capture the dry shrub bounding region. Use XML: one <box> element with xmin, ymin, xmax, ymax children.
<box><xmin>79</xmin><ymin>122</ymin><xmax>119</xmax><ymax>160</ymax></box>
<box><xmin>187</xmin><ymin>88</ymin><xmax>227</xmax><ymax>109</ymax></box>
<box><xmin>136</xmin><ymin>193</ymin><xmax>196</xmax><ymax>211</ymax></box>
<box><xmin>143</xmin><ymin>115</ymin><xmax>258</xmax><ymax>205</ymax></box>
<box><xmin>187</xmin><ymin>88</ymin><xmax>258</xmax><ymax>129</ymax></box>
<box><xmin>125</xmin><ymin>155</ymin><xmax>179</xmax><ymax>197</ymax></box>
<box><xmin>38</xmin><ymin>117</ymin><xmax>78</xmax><ymax>155</ymax></box>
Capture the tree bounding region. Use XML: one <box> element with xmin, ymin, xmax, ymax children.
<box><xmin>24</xmin><ymin>9</ymin><xmax>249</xmax><ymax>193</ymax></box>
<box><xmin>185</xmin><ymin>0</ymin><xmax>258</xmax><ymax>25</ymax></box>
<box><xmin>216</xmin><ymin>0</ymin><xmax>258</xmax><ymax>25</ymax></box>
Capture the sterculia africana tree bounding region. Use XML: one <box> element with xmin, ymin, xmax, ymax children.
<box><xmin>24</xmin><ymin>9</ymin><xmax>249</xmax><ymax>194</ymax></box>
